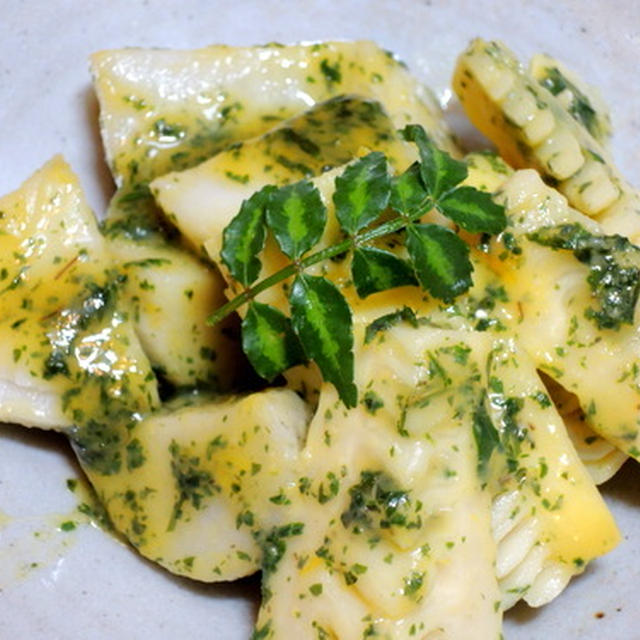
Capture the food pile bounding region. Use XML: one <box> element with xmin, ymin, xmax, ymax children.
<box><xmin>1</xmin><ymin>39</ymin><xmax>639</xmax><ymax>639</ymax></box>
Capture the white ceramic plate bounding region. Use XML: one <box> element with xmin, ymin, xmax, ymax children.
<box><xmin>1</xmin><ymin>1</ymin><xmax>639</xmax><ymax>638</ymax></box>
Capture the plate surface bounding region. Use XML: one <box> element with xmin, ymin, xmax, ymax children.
<box><xmin>1</xmin><ymin>1</ymin><xmax>639</xmax><ymax>638</ymax></box>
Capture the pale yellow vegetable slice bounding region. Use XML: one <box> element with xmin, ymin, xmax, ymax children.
<box><xmin>491</xmin><ymin>169</ymin><xmax>640</xmax><ymax>459</ymax></box>
<box><xmin>254</xmin><ymin>328</ymin><xmax>502</xmax><ymax>640</ymax></box>
<box><xmin>0</xmin><ymin>156</ymin><xmax>157</xmax><ymax>430</ymax></box>
<box><xmin>88</xmin><ymin>388</ymin><xmax>309</xmax><ymax>581</ymax></box>
<box><xmin>107</xmin><ymin>236</ymin><xmax>241</xmax><ymax>388</ymax></box>
<box><xmin>91</xmin><ymin>40</ymin><xmax>456</xmax><ymax>194</ymax></box>
<box><xmin>203</xmin><ymin>152</ymin><xmax>500</xmax><ymax>331</ymax></box>
<box><xmin>453</xmin><ymin>40</ymin><xmax>598</xmax><ymax>181</ymax></box>
<box><xmin>250</xmin><ymin>325</ymin><xmax>618</xmax><ymax>638</ymax></box>
<box><xmin>453</xmin><ymin>39</ymin><xmax>640</xmax><ymax>239</ymax></box>
<box><xmin>153</xmin><ymin>95</ymin><xmax>417</xmax><ymax>253</ymax></box>
<box><xmin>462</xmin><ymin>158</ymin><xmax>633</xmax><ymax>474</ymax></box>
<box><xmin>408</xmin><ymin>154</ymin><xmax>640</xmax><ymax>469</ymax></box>
<box><xmin>483</xmin><ymin>338</ymin><xmax>620</xmax><ymax>608</ymax></box>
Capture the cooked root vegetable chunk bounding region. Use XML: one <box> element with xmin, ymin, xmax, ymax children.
<box><xmin>108</xmin><ymin>236</ymin><xmax>242</xmax><ymax>389</ymax></box>
<box><xmin>89</xmin><ymin>388</ymin><xmax>309</xmax><ymax>581</ymax></box>
<box><xmin>152</xmin><ymin>95</ymin><xmax>417</xmax><ymax>252</ymax></box>
<box><xmin>453</xmin><ymin>39</ymin><xmax>640</xmax><ymax>239</ymax></box>
<box><xmin>91</xmin><ymin>40</ymin><xmax>455</xmax><ymax>193</ymax></box>
<box><xmin>0</xmin><ymin>156</ymin><xmax>158</xmax><ymax>430</ymax></box>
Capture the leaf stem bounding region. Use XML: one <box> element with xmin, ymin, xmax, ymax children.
<box><xmin>207</xmin><ymin>200</ymin><xmax>434</xmax><ymax>326</ymax></box>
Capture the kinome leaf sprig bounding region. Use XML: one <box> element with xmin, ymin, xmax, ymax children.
<box><xmin>208</xmin><ymin>125</ymin><xmax>507</xmax><ymax>407</ymax></box>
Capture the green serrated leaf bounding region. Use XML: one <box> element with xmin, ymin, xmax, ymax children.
<box><xmin>473</xmin><ymin>393</ymin><xmax>501</xmax><ymax>477</ymax></box>
<box><xmin>266</xmin><ymin>180</ymin><xmax>326</xmax><ymax>260</ymax></box>
<box><xmin>333</xmin><ymin>152</ymin><xmax>390</xmax><ymax>235</ymax></box>
<box><xmin>437</xmin><ymin>186</ymin><xmax>507</xmax><ymax>234</ymax></box>
<box><xmin>289</xmin><ymin>273</ymin><xmax>357</xmax><ymax>407</ymax></box>
<box><xmin>401</xmin><ymin>124</ymin><xmax>468</xmax><ymax>199</ymax></box>
<box><xmin>242</xmin><ymin>302</ymin><xmax>306</xmax><ymax>381</ymax></box>
<box><xmin>220</xmin><ymin>186</ymin><xmax>273</xmax><ymax>286</ymax></box>
<box><xmin>406</xmin><ymin>223</ymin><xmax>473</xmax><ymax>301</ymax></box>
<box><xmin>352</xmin><ymin>247</ymin><xmax>417</xmax><ymax>298</ymax></box>
<box><xmin>390</xmin><ymin>162</ymin><xmax>430</xmax><ymax>218</ymax></box>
